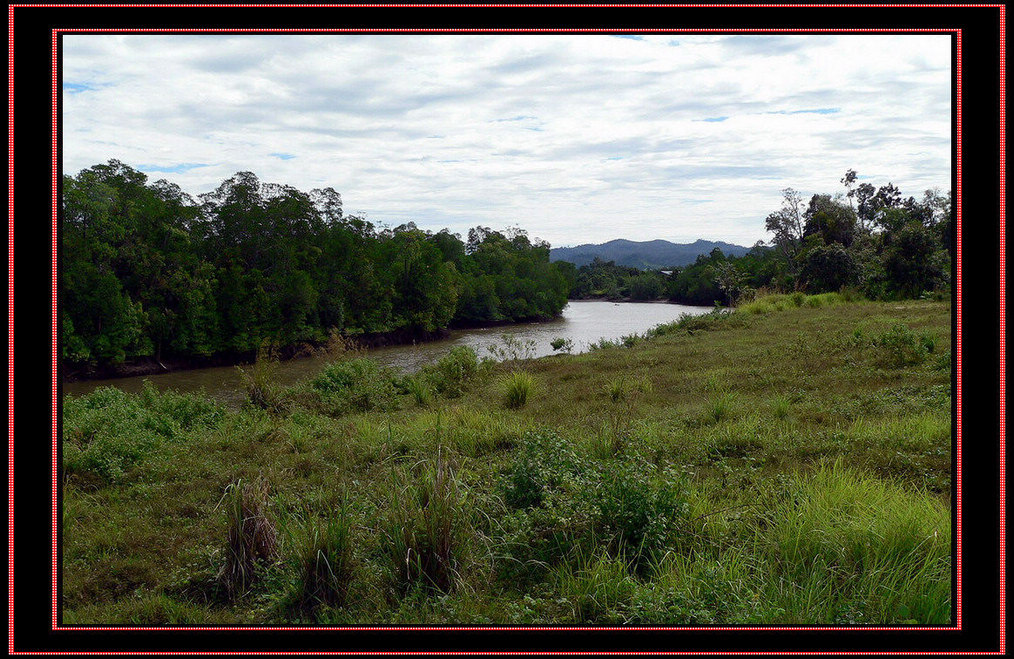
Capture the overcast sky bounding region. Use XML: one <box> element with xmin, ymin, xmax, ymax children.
<box><xmin>62</xmin><ymin>34</ymin><xmax>951</xmax><ymax>247</ymax></box>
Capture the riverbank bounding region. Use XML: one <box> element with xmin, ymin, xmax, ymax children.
<box><xmin>62</xmin><ymin>296</ymin><xmax>952</xmax><ymax>625</ymax></box>
<box><xmin>62</xmin><ymin>326</ymin><xmax>458</xmax><ymax>383</ymax></box>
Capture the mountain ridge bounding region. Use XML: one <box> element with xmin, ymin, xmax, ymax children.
<box><xmin>550</xmin><ymin>238</ymin><xmax>754</xmax><ymax>269</ymax></box>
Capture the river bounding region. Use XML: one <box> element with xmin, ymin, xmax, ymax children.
<box><xmin>62</xmin><ymin>300</ymin><xmax>712</xmax><ymax>405</ymax></box>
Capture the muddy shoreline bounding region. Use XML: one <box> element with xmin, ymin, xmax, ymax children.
<box><xmin>62</xmin><ymin>314</ymin><xmax>564</xmax><ymax>383</ymax></box>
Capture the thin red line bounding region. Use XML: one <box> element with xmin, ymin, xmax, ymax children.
<box><xmin>997</xmin><ymin>4</ymin><xmax>1006</xmax><ymax>655</ymax></box>
<box><xmin>6</xmin><ymin>2</ymin><xmax>1010</xmax><ymax>7</ymax></box>
<box><xmin>56</xmin><ymin>27</ymin><xmax>961</xmax><ymax>32</ymax></box>
<box><xmin>7</xmin><ymin>3</ymin><xmax>15</xmax><ymax>657</ymax></box>
<box><xmin>18</xmin><ymin>9</ymin><xmax>985</xmax><ymax>655</ymax></box>
<box><xmin>953</xmin><ymin>30</ymin><xmax>961</xmax><ymax>630</ymax></box>
<box><xmin>51</xmin><ymin>29</ymin><xmax>60</xmax><ymax>632</ymax></box>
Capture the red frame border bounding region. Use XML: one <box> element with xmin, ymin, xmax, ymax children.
<box><xmin>5</xmin><ymin>2</ymin><xmax>1004</xmax><ymax>653</ymax></box>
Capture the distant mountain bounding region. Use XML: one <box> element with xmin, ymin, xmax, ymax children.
<box><xmin>550</xmin><ymin>239</ymin><xmax>754</xmax><ymax>269</ymax></box>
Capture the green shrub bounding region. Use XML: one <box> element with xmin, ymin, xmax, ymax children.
<box><xmin>874</xmin><ymin>324</ymin><xmax>933</xmax><ymax>368</ymax></box>
<box><xmin>62</xmin><ymin>384</ymin><xmax>224</xmax><ymax>484</ymax></box>
<box><xmin>550</xmin><ymin>337</ymin><xmax>574</xmax><ymax>353</ymax></box>
<box><xmin>593</xmin><ymin>462</ymin><xmax>691</xmax><ymax>566</ymax></box>
<box><xmin>308</xmin><ymin>358</ymin><xmax>398</xmax><ymax>414</ymax></box>
<box><xmin>422</xmin><ymin>346</ymin><xmax>480</xmax><ymax>398</ymax></box>
<box><xmin>502</xmin><ymin>371</ymin><xmax>536</xmax><ymax>409</ymax></box>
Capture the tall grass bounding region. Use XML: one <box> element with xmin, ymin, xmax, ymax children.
<box><xmin>502</xmin><ymin>371</ymin><xmax>536</xmax><ymax>409</ymax></box>
<box><xmin>383</xmin><ymin>451</ymin><xmax>467</xmax><ymax>596</ymax></box>
<box><xmin>218</xmin><ymin>478</ymin><xmax>278</xmax><ymax>600</ymax></box>
<box><xmin>764</xmin><ymin>462</ymin><xmax>951</xmax><ymax>623</ymax></box>
<box><xmin>704</xmin><ymin>392</ymin><xmax>736</xmax><ymax>424</ymax></box>
<box><xmin>279</xmin><ymin>500</ymin><xmax>355</xmax><ymax>611</ymax></box>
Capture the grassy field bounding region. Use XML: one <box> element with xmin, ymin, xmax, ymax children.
<box><xmin>61</xmin><ymin>295</ymin><xmax>952</xmax><ymax>625</ymax></box>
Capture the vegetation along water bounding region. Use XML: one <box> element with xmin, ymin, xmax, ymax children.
<box><xmin>61</xmin><ymin>162</ymin><xmax>953</xmax><ymax>625</ymax></box>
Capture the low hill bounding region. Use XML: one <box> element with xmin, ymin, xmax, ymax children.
<box><xmin>550</xmin><ymin>238</ymin><xmax>752</xmax><ymax>269</ymax></box>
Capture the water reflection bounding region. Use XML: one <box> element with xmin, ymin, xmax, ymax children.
<box><xmin>63</xmin><ymin>300</ymin><xmax>711</xmax><ymax>405</ymax></box>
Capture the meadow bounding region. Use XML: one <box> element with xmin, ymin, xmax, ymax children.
<box><xmin>61</xmin><ymin>294</ymin><xmax>952</xmax><ymax>625</ymax></box>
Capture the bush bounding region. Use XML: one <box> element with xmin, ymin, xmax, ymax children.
<box><xmin>308</xmin><ymin>358</ymin><xmax>398</xmax><ymax>414</ymax></box>
<box><xmin>62</xmin><ymin>384</ymin><xmax>224</xmax><ymax>484</ymax></box>
<box><xmin>421</xmin><ymin>346</ymin><xmax>480</xmax><ymax>398</ymax></box>
<box><xmin>502</xmin><ymin>371</ymin><xmax>537</xmax><ymax>409</ymax></box>
<box><xmin>593</xmin><ymin>462</ymin><xmax>692</xmax><ymax>566</ymax></box>
<box><xmin>550</xmin><ymin>337</ymin><xmax>574</xmax><ymax>353</ymax></box>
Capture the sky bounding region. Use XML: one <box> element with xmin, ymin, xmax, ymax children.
<box><xmin>62</xmin><ymin>34</ymin><xmax>951</xmax><ymax>247</ymax></box>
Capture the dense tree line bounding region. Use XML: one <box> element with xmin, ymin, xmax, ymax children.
<box><xmin>62</xmin><ymin>161</ymin><xmax>571</xmax><ymax>367</ymax></box>
<box><xmin>572</xmin><ymin>171</ymin><xmax>952</xmax><ymax>307</ymax></box>
<box><xmin>568</xmin><ymin>259</ymin><xmax>669</xmax><ymax>301</ymax></box>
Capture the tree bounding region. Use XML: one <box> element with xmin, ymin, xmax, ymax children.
<box><xmin>765</xmin><ymin>188</ymin><xmax>806</xmax><ymax>267</ymax></box>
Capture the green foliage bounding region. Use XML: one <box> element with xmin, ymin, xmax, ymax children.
<box><xmin>569</xmin><ymin>258</ymin><xmax>669</xmax><ymax>301</ymax></box>
<box><xmin>278</xmin><ymin>501</ymin><xmax>355</xmax><ymax>611</ymax></box>
<box><xmin>62</xmin><ymin>384</ymin><xmax>223</xmax><ymax>484</ymax></box>
<box><xmin>420</xmin><ymin>346</ymin><xmax>481</xmax><ymax>398</ymax></box>
<box><xmin>550</xmin><ymin>337</ymin><xmax>574</xmax><ymax>353</ymax></box>
<box><xmin>307</xmin><ymin>358</ymin><xmax>398</xmax><ymax>415</ymax></box>
<box><xmin>218</xmin><ymin>478</ymin><xmax>278</xmax><ymax>601</ymax></box>
<box><xmin>874</xmin><ymin>324</ymin><xmax>935</xmax><ymax>368</ymax></box>
<box><xmin>62</xmin><ymin>162</ymin><xmax>569</xmax><ymax>371</ymax></box>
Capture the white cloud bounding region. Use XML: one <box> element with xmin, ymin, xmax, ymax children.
<box><xmin>62</xmin><ymin>34</ymin><xmax>951</xmax><ymax>246</ymax></box>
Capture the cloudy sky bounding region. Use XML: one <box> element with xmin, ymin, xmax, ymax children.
<box><xmin>62</xmin><ymin>34</ymin><xmax>951</xmax><ymax>247</ymax></box>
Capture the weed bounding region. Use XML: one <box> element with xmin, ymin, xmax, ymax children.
<box><xmin>218</xmin><ymin>478</ymin><xmax>278</xmax><ymax>600</ymax></box>
<box><xmin>550</xmin><ymin>337</ymin><xmax>574</xmax><ymax>353</ymax></box>
<box><xmin>704</xmin><ymin>393</ymin><xmax>736</xmax><ymax>424</ymax></box>
<box><xmin>279</xmin><ymin>500</ymin><xmax>355</xmax><ymax>611</ymax></box>
<box><xmin>771</xmin><ymin>397</ymin><xmax>790</xmax><ymax>420</ymax></box>
<box><xmin>502</xmin><ymin>371</ymin><xmax>536</xmax><ymax>409</ymax></box>
<box><xmin>874</xmin><ymin>324</ymin><xmax>933</xmax><ymax>368</ymax></box>
<box><xmin>236</xmin><ymin>347</ymin><xmax>287</xmax><ymax>413</ymax></box>
<box><xmin>383</xmin><ymin>451</ymin><xmax>466</xmax><ymax>596</ymax></box>
<box><xmin>487</xmin><ymin>334</ymin><xmax>538</xmax><ymax>362</ymax></box>
<box><xmin>403</xmin><ymin>376</ymin><xmax>432</xmax><ymax>407</ymax></box>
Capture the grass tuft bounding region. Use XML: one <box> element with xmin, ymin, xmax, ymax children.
<box><xmin>218</xmin><ymin>478</ymin><xmax>278</xmax><ymax>600</ymax></box>
<box><xmin>502</xmin><ymin>371</ymin><xmax>537</xmax><ymax>409</ymax></box>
